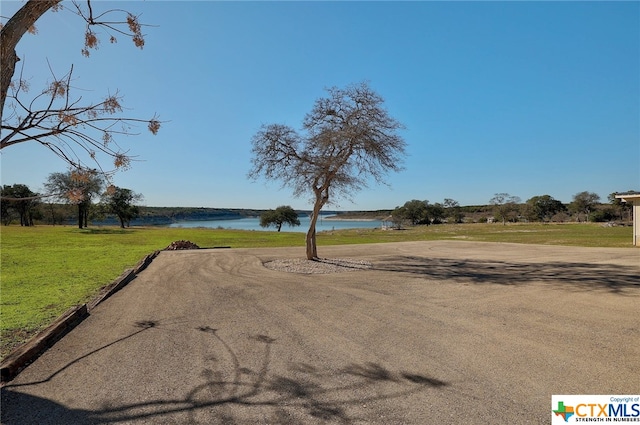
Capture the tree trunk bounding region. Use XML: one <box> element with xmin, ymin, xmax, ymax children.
<box><xmin>305</xmin><ymin>220</ymin><xmax>317</xmax><ymax>260</ymax></box>
<box><xmin>77</xmin><ymin>204</ymin><xmax>83</xmax><ymax>228</ymax></box>
<box><xmin>48</xmin><ymin>203</ymin><xmax>57</xmax><ymax>225</ymax></box>
<box><xmin>1</xmin><ymin>0</ymin><xmax>61</xmax><ymax>126</ymax></box>
<box><xmin>305</xmin><ymin>194</ymin><xmax>325</xmax><ymax>260</ymax></box>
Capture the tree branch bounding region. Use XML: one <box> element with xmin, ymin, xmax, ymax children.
<box><xmin>2</xmin><ymin>1</ymin><xmax>159</xmax><ymax>173</ymax></box>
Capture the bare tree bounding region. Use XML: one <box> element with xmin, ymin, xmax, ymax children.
<box><xmin>571</xmin><ymin>191</ymin><xmax>600</xmax><ymax>222</ymax></box>
<box><xmin>1</xmin><ymin>1</ymin><xmax>160</xmax><ymax>173</ymax></box>
<box><xmin>249</xmin><ymin>82</ymin><xmax>407</xmax><ymax>259</ymax></box>
<box><xmin>490</xmin><ymin>193</ymin><xmax>521</xmax><ymax>225</ymax></box>
<box><xmin>443</xmin><ymin>198</ymin><xmax>464</xmax><ymax>223</ymax></box>
<box><xmin>609</xmin><ymin>192</ymin><xmax>634</xmax><ymax>222</ymax></box>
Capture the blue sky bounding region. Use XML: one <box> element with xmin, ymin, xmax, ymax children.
<box><xmin>1</xmin><ymin>1</ymin><xmax>638</xmax><ymax>210</ymax></box>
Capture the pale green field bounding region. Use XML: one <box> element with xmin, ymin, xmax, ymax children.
<box><xmin>0</xmin><ymin>223</ymin><xmax>633</xmax><ymax>359</ymax></box>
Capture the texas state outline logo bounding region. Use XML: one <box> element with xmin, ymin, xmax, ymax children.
<box><xmin>553</xmin><ymin>400</ymin><xmax>575</xmax><ymax>422</ymax></box>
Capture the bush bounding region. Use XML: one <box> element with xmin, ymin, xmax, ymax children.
<box><xmin>590</xmin><ymin>209</ymin><xmax>615</xmax><ymax>223</ymax></box>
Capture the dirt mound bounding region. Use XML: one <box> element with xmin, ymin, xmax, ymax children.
<box><xmin>164</xmin><ymin>240</ymin><xmax>200</xmax><ymax>250</ymax></box>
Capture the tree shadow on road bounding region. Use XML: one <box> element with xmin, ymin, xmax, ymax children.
<box><xmin>375</xmin><ymin>256</ymin><xmax>639</xmax><ymax>294</ymax></box>
<box><xmin>1</xmin><ymin>320</ymin><xmax>447</xmax><ymax>424</ymax></box>
<box><xmin>3</xmin><ymin>320</ymin><xmax>158</xmax><ymax>389</ymax></box>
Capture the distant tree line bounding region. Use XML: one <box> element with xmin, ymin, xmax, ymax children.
<box><xmin>388</xmin><ymin>191</ymin><xmax>635</xmax><ymax>229</ymax></box>
<box><xmin>2</xmin><ymin>169</ymin><xmax>143</xmax><ymax>228</ymax></box>
<box><xmin>2</xmin><ymin>176</ymin><xmax>635</xmax><ymax>229</ymax></box>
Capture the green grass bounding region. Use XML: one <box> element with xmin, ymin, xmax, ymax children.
<box><xmin>0</xmin><ymin>222</ymin><xmax>634</xmax><ymax>359</ymax></box>
<box><xmin>316</xmin><ymin>222</ymin><xmax>633</xmax><ymax>247</ymax></box>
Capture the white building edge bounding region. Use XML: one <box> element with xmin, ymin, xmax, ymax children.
<box><xmin>615</xmin><ymin>192</ymin><xmax>640</xmax><ymax>247</ymax></box>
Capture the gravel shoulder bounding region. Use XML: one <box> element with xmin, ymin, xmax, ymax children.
<box><xmin>264</xmin><ymin>257</ymin><xmax>373</xmax><ymax>274</ymax></box>
<box><xmin>2</xmin><ymin>241</ymin><xmax>638</xmax><ymax>424</ymax></box>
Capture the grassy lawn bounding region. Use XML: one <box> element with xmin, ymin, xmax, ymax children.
<box><xmin>0</xmin><ymin>222</ymin><xmax>634</xmax><ymax>359</ymax></box>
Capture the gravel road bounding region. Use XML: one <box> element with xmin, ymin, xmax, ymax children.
<box><xmin>2</xmin><ymin>241</ymin><xmax>638</xmax><ymax>424</ymax></box>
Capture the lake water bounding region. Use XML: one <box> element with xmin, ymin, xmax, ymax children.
<box><xmin>168</xmin><ymin>216</ymin><xmax>383</xmax><ymax>233</ymax></box>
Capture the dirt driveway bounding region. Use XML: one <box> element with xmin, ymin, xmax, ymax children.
<box><xmin>2</xmin><ymin>241</ymin><xmax>638</xmax><ymax>424</ymax></box>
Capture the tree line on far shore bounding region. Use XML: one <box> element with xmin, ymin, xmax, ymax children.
<box><xmin>3</xmin><ymin>172</ymin><xmax>633</xmax><ymax>229</ymax></box>
<box><xmin>222</xmin><ymin>190</ymin><xmax>639</xmax><ymax>233</ymax></box>
<box><xmin>388</xmin><ymin>192</ymin><xmax>634</xmax><ymax>228</ymax></box>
